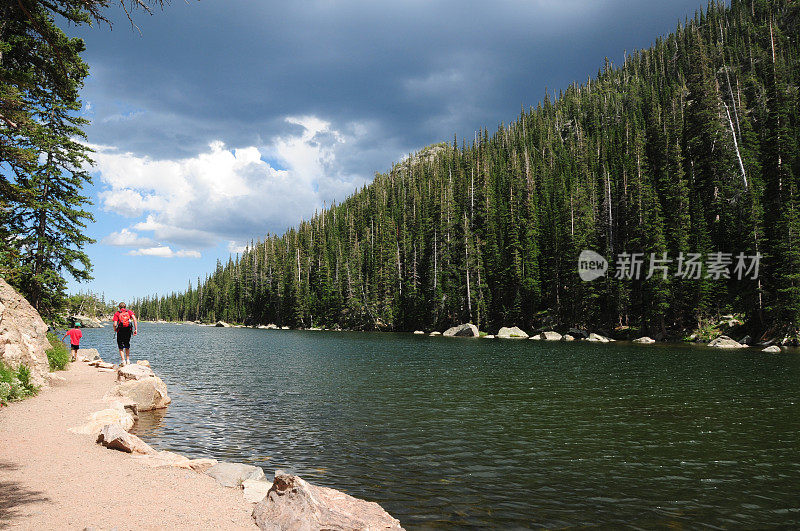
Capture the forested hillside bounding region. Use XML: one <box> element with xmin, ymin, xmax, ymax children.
<box><xmin>134</xmin><ymin>0</ymin><xmax>800</xmax><ymax>338</ymax></box>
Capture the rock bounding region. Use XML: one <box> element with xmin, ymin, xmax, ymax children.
<box><xmin>762</xmin><ymin>345</ymin><xmax>781</xmax><ymax>353</ymax></box>
<box><xmin>243</xmin><ymin>479</ymin><xmax>272</xmax><ymax>503</ymax></box>
<box><xmin>70</xmin><ymin>315</ymin><xmax>103</xmax><ymax>328</ymax></box>
<box><xmin>529</xmin><ymin>334</ymin><xmax>542</xmax><ymax>340</ymax></box>
<box><xmin>266</xmin><ymin>324</ymin><xmax>279</xmax><ymax>330</ymax></box>
<box><xmin>46</xmin><ymin>373</ymin><xmax>67</xmax><ymax>383</ymax></box>
<box><xmin>106</xmin><ymin>376</ymin><xmax>171</xmax><ymax>411</ymax></box>
<box><xmin>482</xmin><ymin>335</ymin><xmax>495</xmax><ymax>339</ymax></box>
<box><xmin>206</xmin><ymin>462</ymin><xmax>266</xmax><ymax>488</ymax></box>
<box><xmin>541</xmin><ymin>331</ymin><xmax>562</xmax><ymax>341</ymax></box>
<box><xmin>563</xmin><ymin>334</ymin><xmax>575</xmax><ymax>341</ymax></box>
<box><xmin>77</xmin><ymin>348</ymin><xmax>101</xmax><ymax>362</ymax></box>
<box><xmin>281</xmin><ymin>326</ymin><xmax>290</xmax><ymax>330</ymax></box>
<box><xmin>633</xmin><ymin>336</ymin><xmax>655</xmax><ymax>344</ymax></box>
<box><xmin>429</xmin><ymin>331</ymin><xmax>442</xmax><ymax>336</ymax></box>
<box><xmin>413</xmin><ymin>330</ymin><xmax>424</xmax><ymax>335</ymax></box>
<box><xmin>568</xmin><ymin>328</ymin><xmax>589</xmax><ymax>340</ymax></box>
<box><xmin>586</xmin><ymin>333</ymin><xmax>611</xmax><ymax>343</ymax></box>
<box><xmin>215</xmin><ymin>321</ymin><xmax>231</xmax><ymax>327</ymax></box>
<box><xmin>133</xmin><ymin>450</ymin><xmax>193</xmax><ymax>469</ymax></box>
<box><xmin>497</xmin><ymin>326</ymin><xmax>529</xmax><ymax>339</ymax></box>
<box><xmin>708</xmin><ymin>335</ymin><xmax>746</xmax><ymax>349</ymax></box>
<box><xmin>98</xmin><ymin>368</ymin><xmax>115</xmax><ymax>373</ymax></box>
<box><xmin>442</xmin><ymin>323</ymin><xmax>479</xmax><ymax>337</ymax></box>
<box><xmin>0</xmin><ymin>278</ymin><xmax>51</xmax><ymax>387</ymax></box>
<box><xmin>739</xmin><ymin>335</ymin><xmax>753</xmax><ymax>345</ymax></box>
<box><xmin>70</xmin><ymin>402</ymin><xmax>135</xmax><ymax>435</ymax></box>
<box><xmin>136</xmin><ymin>359</ymin><xmax>151</xmax><ymax>367</ymax></box>
<box><xmin>188</xmin><ymin>458</ymin><xmax>218</xmax><ymax>473</ymax></box>
<box><xmin>117</xmin><ymin>364</ymin><xmax>154</xmax><ymax>381</ymax></box>
<box><xmin>96</xmin><ymin>362</ymin><xmax>115</xmax><ymax>369</ymax></box>
<box><xmin>252</xmin><ymin>471</ymin><xmax>403</xmax><ymax>531</ymax></box>
<box><xmin>97</xmin><ymin>423</ymin><xmax>155</xmax><ymax>454</ymax></box>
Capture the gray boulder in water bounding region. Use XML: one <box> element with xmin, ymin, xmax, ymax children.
<box><xmin>443</xmin><ymin>323</ymin><xmax>479</xmax><ymax>337</ymax></box>
<box><xmin>497</xmin><ymin>326</ymin><xmax>529</xmax><ymax>339</ymax></box>
<box><xmin>707</xmin><ymin>335</ymin><xmax>746</xmax><ymax>349</ymax></box>
<box><xmin>252</xmin><ymin>471</ymin><xmax>403</xmax><ymax>530</ymax></box>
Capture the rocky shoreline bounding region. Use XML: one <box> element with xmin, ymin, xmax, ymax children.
<box><xmin>68</xmin><ymin>350</ymin><xmax>404</xmax><ymax>530</ymax></box>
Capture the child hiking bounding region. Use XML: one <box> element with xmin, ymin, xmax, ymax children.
<box><xmin>62</xmin><ymin>325</ymin><xmax>82</xmax><ymax>362</ymax></box>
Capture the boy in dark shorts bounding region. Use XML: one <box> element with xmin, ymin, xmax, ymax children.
<box><xmin>62</xmin><ymin>325</ymin><xmax>82</xmax><ymax>362</ymax></box>
<box><xmin>113</xmin><ymin>302</ymin><xmax>138</xmax><ymax>366</ymax></box>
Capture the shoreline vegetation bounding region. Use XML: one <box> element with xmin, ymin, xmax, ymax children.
<box><xmin>131</xmin><ymin>0</ymin><xmax>800</xmax><ymax>347</ymax></box>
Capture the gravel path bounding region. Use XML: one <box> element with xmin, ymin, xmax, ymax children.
<box><xmin>0</xmin><ymin>362</ymin><xmax>257</xmax><ymax>529</ymax></box>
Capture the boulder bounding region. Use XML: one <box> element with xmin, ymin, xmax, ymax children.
<box><xmin>413</xmin><ymin>330</ymin><xmax>424</xmax><ymax>335</ymax></box>
<box><xmin>497</xmin><ymin>326</ymin><xmax>528</xmax><ymax>339</ymax></box>
<box><xmin>529</xmin><ymin>334</ymin><xmax>542</xmax><ymax>340</ymax></box>
<box><xmin>70</xmin><ymin>402</ymin><xmax>135</xmax><ymax>435</ymax></box>
<box><xmin>97</xmin><ymin>423</ymin><xmax>155</xmax><ymax>454</ymax></box>
<box><xmin>482</xmin><ymin>335</ymin><xmax>495</xmax><ymax>339</ymax></box>
<box><xmin>568</xmin><ymin>328</ymin><xmax>589</xmax><ymax>340</ymax></box>
<box><xmin>96</xmin><ymin>362</ymin><xmax>115</xmax><ymax>369</ymax></box>
<box><xmin>252</xmin><ymin>471</ymin><xmax>403</xmax><ymax>531</ymax></box>
<box><xmin>541</xmin><ymin>331</ymin><xmax>562</xmax><ymax>341</ymax></box>
<box><xmin>133</xmin><ymin>451</ymin><xmax>193</xmax><ymax>469</ymax></box>
<box><xmin>70</xmin><ymin>315</ymin><xmax>103</xmax><ymax>328</ymax></box>
<box><xmin>117</xmin><ymin>364</ymin><xmax>155</xmax><ymax>381</ymax></box>
<box><xmin>206</xmin><ymin>462</ymin><xmax>266</xmax><ymax>488</ymax></box>
<box><xmin>77</xmin><ymin>348</ymin><xmax>101</xmax><ymax>362</ymax></box>
<box><xmin>215</xmin><ymin>321</ymin><xmax>231</xmax><ymax>327</ymax></box>
<box><xmin>586</xmin><ymin>333</ymin><xmax>611</xmax><ymax>343</ymax></box>
<box><xmin>762</xmin><ymin>345</ymin><xmax>782</xmax><ymax>353</ymax></box>
<box><xmin>442</xmin><ymin>323</ymin><xmax>479</xmax><ymax>337</ymax></box>
<box><xmin>739</xmin><ymin>335</ymin><xmax>753</xmax><ymax>345</ymax></box>
<box><xmin>563</xmin><ymin>334</ymin><xmax>575</xmax><ymax>341</ymax></box>
<box><xmin>46</xmin><ymin>373</ymin><xmax>67</xmax><ymax>384</ymax></box>
<box><xmin>281</xmin><ymin>326</ymin><xmax>290</xmax><ymax>330</ymax></box>
<box><xmin>188</xmin><ymin>458</ymin><xmax>218</xmax><ymax>473</ymax></box>
<box><xmin>0</xmin><ymin>278</ymin><xmax>51</xmax><ymax>387</ymax></box>
<box><xmin>429</xmin><ymin>331</ymin><xmax>442</xmax><ymax>336</ymax></box>
<box><xmin>707</xmin><ymin>335</ymin><xmax>746</xmax><ymax>349</ymax></box>
<box><xmin>243</xmin><ymin>479</ymin><xmax>272</xmax><ymax>503</ymax></box>
<box><xmin>266</xmin><ymin>324</ymin><xmax>279</xmax><ymax>330</ymax></box>
<box><xmin>633</xmin><ymin>337</ymin><xmax>655</xmax><ymax>344</ymax></box>
<box><xmin>106</xmin><ymin>376</ymin><xmax>171</xmax><ymax>411</ymax></box>
<box><xmin>136</xmin><ymin>359</ymin><xmax>151</xmax><ymax>367</ymax></box>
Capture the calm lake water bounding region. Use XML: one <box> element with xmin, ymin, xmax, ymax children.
<box><xmin>80</xmin><ymin>323</ymin><xmax>800</xmax><ymax>528</ymax></box>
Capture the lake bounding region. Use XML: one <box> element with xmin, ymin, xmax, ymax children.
<box><xmin>80</xmin><ymin>323</ymin><xmax>800</xmax><ymax>528</ymax></box>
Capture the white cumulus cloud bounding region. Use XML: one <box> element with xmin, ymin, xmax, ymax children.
<box><xmin>128</xmin><ymin>246</ymin><xmax>201</xmax><ymax>258</ymax></box>
<box><xmin>94</xmin><ymin>116</ymin><xmax>372</xmax><ymax>255</ymax></box>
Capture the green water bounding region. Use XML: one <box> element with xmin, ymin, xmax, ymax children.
<box><xmin>82</xmin><ymin>324</ymin><xmax>800</xmax><ymax>528</ymax></box>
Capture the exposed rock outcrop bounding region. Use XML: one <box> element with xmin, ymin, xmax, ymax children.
<box><xmin>707</xmin><ymin>335</ymin><xmax>746</xmax><ymax>349</ymax></box>
<box><xmin>541</xmin><ymin>331</ymin><xmax>562</xmax><ymax>341</ymax></box>
<box><xmin>633</xmin><ymin>337</ymin><xmax>655</xmax><ymax>344</ymax></box>
<box><xmin>497</xmin><ymin>326</ymin><xmax>528</xmax><ymax>339</ymax></box>
<box><xmin>215</xmin><ymin>321</ymin><xmax>231</xmax><ymax>327</ymax></box>
<box><xmin>206</xmin><ymin>462</ymin><xmax>266</xmax><ymax>488</ymax></box>
<box><xmin>252</xmin><ymin>471</ymin><xmax>403</xmax><ymax>530</ymax></box>
<box><xmin>97</xmin><ymin>423</ymin><xmax>155</xmax><ymax>454</ymax></box>
<box><xmin>117</xmin><ymin>364</ymin><xmax>154</xmax><ymax>381</ymax></box>
<box><xmin>0</xmin><ymin>278</ymin><xmax>51</xmax><ymax>387</ymax></box>
<box><xmin>443</xmin><ymin>323</ymin><xmax>479</xmax><ymax>337</ymax></box>
<box><xmin>586</xmin><ymin>333</ymin><xmax>612</xmax><ymax>343</ymax></box>
<box><xmin>105</xmin><ymin>376</ymin><xmax>171</xmax><ymax>411</ymax></box>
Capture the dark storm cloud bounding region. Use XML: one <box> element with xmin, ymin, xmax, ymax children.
<box><xmin>71</xmin><ymin>0</ymin><xmax>711</xmax><ymax>167</ymax></box>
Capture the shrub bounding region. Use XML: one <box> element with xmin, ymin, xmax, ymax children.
<box><xmin>46</xmin><ymin>333</ymin><xmax>70</xmax><ymax>371</ymax></box>
<box><xmin>0</xmin><ymin>361</ymin><xmax>39</xmax><ymax>405</ymax></box>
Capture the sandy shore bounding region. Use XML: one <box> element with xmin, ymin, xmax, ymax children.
<box><xmin>0</xmin><ymin>362</ymin><xmax>256</xmax><ymax>530</ymax></box>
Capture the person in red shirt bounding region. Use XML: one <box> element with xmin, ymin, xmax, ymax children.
<box><xmin>62</xmin><ymin>325</ymin><xmax>82</xmax><ymax>362</ymax></box>
<box><xmin>113</xmin><ymin>302</ymin><xmax>138</xmax><ymax>366</ymax></box>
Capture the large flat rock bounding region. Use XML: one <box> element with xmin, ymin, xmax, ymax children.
<box><xmin>105</xmin><ymin>376</ymin><xmax>171</xmax><ymax>411</ymax></box>
<box><xmin>206</xmin><ymin>461</ymin><xmax>266</xmax><ymax>488</ymax></box>
<box><xmin>253</xmin><ymin>471</ymin><xmax>403</xmax><ymax>530</ymax></box>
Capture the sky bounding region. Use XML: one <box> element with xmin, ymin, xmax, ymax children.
<box><xmin>63</xmin><ymin>0</ymin><xmax>714</xmax><ymax>303</ymax></box>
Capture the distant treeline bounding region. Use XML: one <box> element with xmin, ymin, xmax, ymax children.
<box><xmin>134</xmin><ymin>0</ymin><xmax>800</xmax><ymax>337</ymax></box>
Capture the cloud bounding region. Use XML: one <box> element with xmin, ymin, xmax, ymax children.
<box><xmin>127</xmin><ymin>246</ymin><xmax>201</xmax><ymax>258</ymax></box>
<box><xmin>93</xmin><ymin>116</ymin><xmax>372</xmax><ymax>252</ymax></box>
<box><xmin>101</xmin><ymin>228</ymin><xmax>155</xmax><ymax>247</ymax></box>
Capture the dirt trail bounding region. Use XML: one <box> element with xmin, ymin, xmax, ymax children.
<box><xmin>0</xmin><ymin>362</ymin><xmax>256</xmax><ymax>530</ymax></box>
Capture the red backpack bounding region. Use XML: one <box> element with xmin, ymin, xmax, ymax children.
<box><xmin>118</xmin><ymin>310</ymin><xmax>131</xmax><ymax>328</ymax></box>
